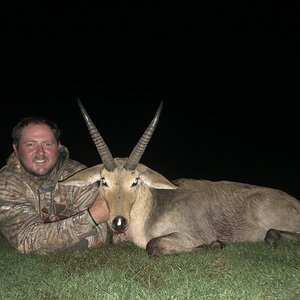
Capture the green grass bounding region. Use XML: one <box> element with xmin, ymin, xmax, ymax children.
<box><xmin>1</xmin><ymin>236</ymin><xmax>299</xmax><ymax>299</ymax></box>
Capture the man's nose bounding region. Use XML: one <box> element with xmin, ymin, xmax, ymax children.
<box><xmin>36</xmin><ymin>144</ymin><xmax>46</xmax><ymax>154</ymax></box>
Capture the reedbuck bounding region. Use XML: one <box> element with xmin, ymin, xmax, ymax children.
<box><xmin>61</xmin><ymin>100</ymin><xmax>300</xmax><ymax>257</ymax></box>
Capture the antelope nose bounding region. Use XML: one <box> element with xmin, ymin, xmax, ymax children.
<box><xmin>112</xmin><ymin>216</ymin><xmax>127</xmax><ymax>232</ymax></box>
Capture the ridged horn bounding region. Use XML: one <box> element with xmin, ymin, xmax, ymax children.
<box><xmin>124</xmin><ymin>101</ymin><xmax>163</xmax><ymax>171</ymax></box>
<box><xmin>78</xmin><ymin>99</ymin><xmax>117</xmax><ymax>171</ymax></box>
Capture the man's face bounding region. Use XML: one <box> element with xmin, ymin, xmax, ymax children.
<box><xmin>13</xmin><ymin>124</ymin><xmax>60</xmax><ymax>176</ymax></box>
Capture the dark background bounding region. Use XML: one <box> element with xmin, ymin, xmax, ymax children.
<box><xmin>2</xmin><ymin>3</ymin><xmax>300</xmax><ymax>197</ymax></box>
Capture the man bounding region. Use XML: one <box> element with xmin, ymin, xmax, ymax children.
<box><xmin>0</xmin><ymin>116</ymin><xmax>109</xmax><ymax>254</ymax></box>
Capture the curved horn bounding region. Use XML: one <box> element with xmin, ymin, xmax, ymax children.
<box><xmin>124</xmin><ymin>101</ymin><xmax>163</xmax><ymax>171</ymax></box>
<box><xmin>78</xmin><ymin>99</ymin><xmax>117</xmax><ymax>171</ymax></box>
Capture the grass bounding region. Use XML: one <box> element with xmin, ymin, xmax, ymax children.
<box><xmin>1</xmin><ymin>236</ymin><xmax>300</xmax><ymax>299</ymax></box>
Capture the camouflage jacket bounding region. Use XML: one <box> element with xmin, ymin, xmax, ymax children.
<box><xmin>0</xmin><ymin>146</ymin><xmax>107</xmax><ymax>254</ymax></box>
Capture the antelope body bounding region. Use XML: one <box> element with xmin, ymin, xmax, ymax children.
<box><xmin>61</xmin><ymin>100</ymin><xmax>300</xmax><ymax>257</ymax></box>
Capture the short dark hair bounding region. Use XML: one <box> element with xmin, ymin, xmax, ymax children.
<box><xmin>12</xmin><ymin>116</ymin><xmax>61</xmax><ymax>145</ymax></box>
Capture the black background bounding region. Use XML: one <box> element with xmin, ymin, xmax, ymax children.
<box><xmin>2</xmin><ymin>2</ymin><xmax>300</xmax><ymax>197</ymax></box>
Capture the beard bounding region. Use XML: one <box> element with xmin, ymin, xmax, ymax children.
<box><xmin>19</xmin><ymin>156</ymin><xmax>58</xmax><ymax>178</ymax></box>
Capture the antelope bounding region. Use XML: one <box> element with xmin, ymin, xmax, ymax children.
<box><xmin>60</xmin><ymin>100</ymin><xmax>300</xmax><ymax>257</ymax></box>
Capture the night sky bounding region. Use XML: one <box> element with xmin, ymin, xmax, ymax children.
<box><xmin>2</xmin><ymin>3</ymin><xmax>300</xmax><ymax>198</ymax></box>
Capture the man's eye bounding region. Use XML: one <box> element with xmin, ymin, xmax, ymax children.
<box><xmin>43</xmin><ymin>142</ymin><xmax>55</xmax><ymax>148</ymax></box>
<box><xmin>26</xmin><ymin>143</ymin><xmax>36</xmax><ymax>148</ymax></box>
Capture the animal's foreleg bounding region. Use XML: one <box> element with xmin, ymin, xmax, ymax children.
<box><xmin>146</xmin><ymin>233</ymin><xmax>196</xmax><ymax>257</ymax></box>
<box><xmin>146</xmin><ymin>233</ymin><xmax>225</xmax><ymax>258</ymax></box>
<box><xmin>264</xmin><ymin>229</ymin><xmax>300</xmax><ymax>247</ymax></box>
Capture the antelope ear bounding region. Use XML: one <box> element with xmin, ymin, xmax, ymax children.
<box><xmin>139</xmin><ymin>167</ymin><xmax>178</xmax><ymax>190</ymax></box>
<box><xmin>60</xmin><ymin>164</ymin><xmax>104</xmax><ymax>187</ymax></box>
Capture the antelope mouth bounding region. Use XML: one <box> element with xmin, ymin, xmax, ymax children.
<box><xmin>111</xmin><ymin>231</ymin><xmax>129</xmax><ymax>244</ymax></box>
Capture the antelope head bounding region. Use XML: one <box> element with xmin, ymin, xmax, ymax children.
<box><xmin>60</xmin><ymin>100</ymin><xmax>177</xmax><ymax>235</ymax></box>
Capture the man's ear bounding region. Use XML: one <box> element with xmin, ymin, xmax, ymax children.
<box><xmin>13</xmin><ymin>144</ymin><xmax>19</xmax><ymax>158</ymax></box>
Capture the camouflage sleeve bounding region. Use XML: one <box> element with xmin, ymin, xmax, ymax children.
<box><xmin>0</xmin><ymin>178</ymin><xmax>107</xmax><ymax>255</ymax></box>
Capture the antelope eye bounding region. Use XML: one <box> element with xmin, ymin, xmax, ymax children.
<box><xmin>131</xmin><ymin>177</ymin><xmax>140</xmax><ymax>187</ymax></box>
<box><xmin>100</xmin><ymin>177</ymin><xmax>108</xmax><ymax>187</ymax></box>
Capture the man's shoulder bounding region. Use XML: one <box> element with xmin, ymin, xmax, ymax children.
<box><xmin>66</xmin><ymin>159</ymin><xmax>87</xmax><ymax>171</ymax></box>
<box><xmin>0</xmin><ymin>164</ymin><xmax>18</xmax><ymax>179</ymax></box>
<box><xmin>0</xmin><ymin>166</ymin><xmax>9</xmax><ymax>186</ymax></box>
<box><xmin>58</xmin><ymin>146</ymin><xmax>86</xmax><ymax>171</ymax></box>
<box><xmin>58</xmin><ymin>159</ymin><xmax>87</xmax><ymax>180</ymax></box>
<box><xmin>0</xmin><ymin>164</ymin><xmax>22</xmax><ymax>191</ymax></box>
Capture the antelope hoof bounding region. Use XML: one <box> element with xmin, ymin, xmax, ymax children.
<box><xmin>146</xmin><ymin>243</ymin><xmax>162</xmax><ymax>258</ymax></box>
<box><xmin>196</xmin><ymin>240</ymin><xmax>226</xmax><ymax>251</ymax></box>
<box><xmin>264</xmin><ymin>229</ymin><xmax>280</xmax><ymax>247</ymax></box>
<box><xmin>209</xmin><ymin>240</ymin><xmax>226</xmax><ymax>250</ymax></box>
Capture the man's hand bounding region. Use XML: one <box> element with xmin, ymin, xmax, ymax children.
<box><xmin>88</xmin><ymin>193</ymin><xmax>109</xmax><ymax>225</ymax></box>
